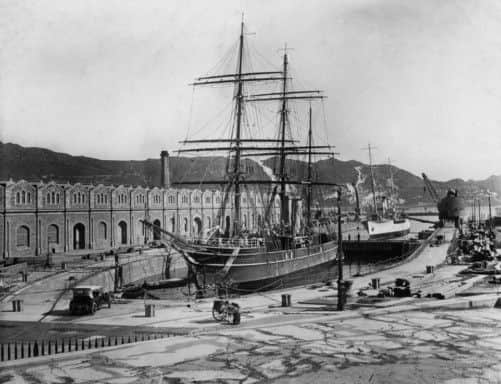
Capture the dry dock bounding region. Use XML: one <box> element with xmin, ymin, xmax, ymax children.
<box><xmin>1</xmin><ymin>226</ymin><xmax>501</xmax><ymax>383</ymax></box>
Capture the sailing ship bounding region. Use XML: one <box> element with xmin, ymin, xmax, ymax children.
<box><xmin>145</xmin><ymin>20</ymin><xmax>341</xmax><ymax>293</ymax></box>
<box><xmin>363</xmin><ymin>144</ymin><xmax>411</xmax><ymax>240</ymax></box>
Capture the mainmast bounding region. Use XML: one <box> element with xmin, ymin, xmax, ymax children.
<box><xmin>232</xmin><ymin>20</ymin><xmax>245</xmax><ymax>236</ymax></box>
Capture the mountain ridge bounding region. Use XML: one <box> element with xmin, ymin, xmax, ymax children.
<box><xmin>1</xmin><ymin>141</ymin><xmax>499</xmax><ymax>206</ymax></box>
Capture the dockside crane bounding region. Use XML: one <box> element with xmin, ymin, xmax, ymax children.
<box><xmin>421</xmin><ymin>173</ymin><xmax>440</xmax><ymax>203</ymax></box>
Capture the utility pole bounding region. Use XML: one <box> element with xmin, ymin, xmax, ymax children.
<box><xmin>488</xmin><ymin>193</ymin><xmax>492</xmax><ymax>231</ymax></box>
<box><xmin>337</xmin><ymin>187</ymin><xmax>344</xmax><ymax>311</ymax></box>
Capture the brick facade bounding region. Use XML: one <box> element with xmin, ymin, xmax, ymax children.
<box><xmin>1</xmin><ymin>180</ymin><xmax>279</xmax><ymax>259</ymax></box>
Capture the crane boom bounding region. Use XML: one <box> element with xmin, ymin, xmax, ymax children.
<box><xmin>421</xmin><ymin>173</ymin><xmax>440</xmax><ymax>202</ymax></box>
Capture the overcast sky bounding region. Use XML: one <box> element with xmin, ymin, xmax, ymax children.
<box><xmin>1</xmin><ymin>0</ymin><xmax>501</xmax><ymax>181</ymax></box>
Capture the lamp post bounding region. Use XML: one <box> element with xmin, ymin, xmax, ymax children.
<box><xmin>337</xmin><ymin>187</ymin><xmax>344</xmax><ymax>311</ymax></box>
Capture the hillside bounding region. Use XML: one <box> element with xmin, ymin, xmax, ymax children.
<box><xmin>1</xmin><ymin>142</ymin><xmax>499</xmax><ymax>206</ymax></box>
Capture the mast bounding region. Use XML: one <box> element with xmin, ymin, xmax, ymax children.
<box><xmin>306</xmin><ymin>104</ymin><xmax>313</xmax><ymax>228</ymax></box>
<box><xmin>279</xmin><ymin>49</ymin><xmax>289</xmax><ymax>229</ymax></box>
<box><xmin>232</xmin><ymin>20</ymin><xmax>245</xmax><ymax>236</ymax></box>
<box><xmin>364</xmin><ymin>143</ymin><xmax>378</xmax><ymax>216</ymax></box>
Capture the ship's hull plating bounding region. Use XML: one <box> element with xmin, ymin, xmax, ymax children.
<box><xmin>185</xmin><ymin>240</ymin><xmax>338</xmax><ymax>292</ymax></box>
<box><xmin>365</xmin><ymin>219</ymin><xmax>411</xmax><ymax>240</ymax></box>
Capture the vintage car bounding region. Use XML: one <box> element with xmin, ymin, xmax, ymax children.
<box><xmin>69</xmin><ymin>285</ymin><xmax>111</xmax><ymax>315</ymax></box>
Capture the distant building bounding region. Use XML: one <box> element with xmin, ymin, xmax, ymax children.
<box><xmin>0</xmin><ymin>180</ymin><xmax>280</xmax><ymax>259</ymax></box>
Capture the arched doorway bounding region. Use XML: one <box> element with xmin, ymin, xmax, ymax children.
<box><xmin>193</xmin><ymin>217</ymin><xmax>202</xmax><ymax>237</ymax></box>
<box><xmin>48</xmin><ymin>224</ymin><xmax>59</xmax><ymax>245</ymax></box>
<box><xmin>118</xmin><ymin>221</ymin><xmax>127</xmax><ymax>245</ymax></box>
<box><xmin>153</xmin><ymin>219</ymin><xmax>161</xmax><ymax>240</ymax></box>
<box><xmin>73</xmin><ymin>223</ymin><xmax>85</xmax><ymax>250</ymax></box>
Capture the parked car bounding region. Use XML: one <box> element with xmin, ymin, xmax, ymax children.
<box><xmin>69</xmin><ymin>285</ymin><xmax>111</xmax><ymax>315</ymax></box>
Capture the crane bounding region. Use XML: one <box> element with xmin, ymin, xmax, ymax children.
<box><xmin>421</xmin><ymin>173</ymin><xmax>440</xmax><ymax>203</ymax></box>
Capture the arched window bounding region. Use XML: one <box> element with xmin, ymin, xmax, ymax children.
<box><xmin>16</xmin><ymin>226</ymin><xmax>30</xmax><ymax>248</ymax></box>
<box><xmin>48</xmin><ymin>224</ymin><xmax>59</xmax><ymax>244</ymax></box>
<box><xmin>184</xmin><ymin>218</ymin><xmax>188</xmax><ymax>233</ymax></box>
<box><xmin>99</xmin><ymin>222</ymin><xmax>107</xmax><ymax>240</ymax></box>
<box><xmin>27</xmin><ymin>192</ymin><xmax>31</xmax><ymax>203</ymax></box>
<box><xmin>170</xmin><ymin>217</ymin><xmax>176</xmax><ymax>232</ymax></box>
<box><xmin>56</xmin><ymin>194</ymin><xmax>60</xmax><ymax>204</ymax></box>
<box><xmin>22</xmin><ymin>191</ymin><xmax>26</xmax><ymax>204</ymax></box>
<box><xmin>16</xmin><ymin>192</ymin><xmax>20</xmax><ymax>204</ymax></box>
<box><xmin>51</xmin><ymin>192</ymin><xmax>55</xmax><ymax>204</ymax></box>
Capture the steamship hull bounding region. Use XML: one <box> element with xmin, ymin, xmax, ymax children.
<box><xmin>183</xmin><ymin>240</ymin><xmax>338</xmax><ymax>293</ymax></box>
<box><xmin>365</xmin><ymin>218</ymin><xmax>411</xmax><ymax>240</ymax></box>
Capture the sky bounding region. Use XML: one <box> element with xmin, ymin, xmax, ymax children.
<box><xmin>1</xmin><ymin>0</ymin><xmax>501</xmax><ymax>181</ymax></box>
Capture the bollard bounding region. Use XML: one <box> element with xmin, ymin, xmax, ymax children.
<box><xmin>371</xmin><ymin>278</ymin><xmax>380</xmax><ymax>290</ymax></box>
<box><xmin>281</xmin><ymin>294</ymin><xmax>291</xmax><ymax>307</ymax></box>
<box><xmin>426</xmin><ymin>265</ymin><xmax>435</xmax><ymax>274</ymax></box>
<box><xmin>145</xmin><ymin>304</ymin><xmax>155</xmax><ymax>317</ymax></box>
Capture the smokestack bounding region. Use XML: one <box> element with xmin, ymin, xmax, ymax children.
<box><xmin>160</xmin><ymin>150</ymin><xmax>171</xmax><ymax>188</ymax></box>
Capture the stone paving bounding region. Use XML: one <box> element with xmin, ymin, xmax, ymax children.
<box><xmin>1</xmin><ymin>307</ymin><xmax>500</xmax><ymax>383</ymax></box>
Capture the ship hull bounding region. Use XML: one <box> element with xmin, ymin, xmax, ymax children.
<box><xmin>365</xmin><ymin>219</ymin><xmax>411</xmax><ymax>240</ymax></box>
<box><xmin>185</xmin><ymin>240</ymin><xmax>338</xmax><ymax>293</ymax></box>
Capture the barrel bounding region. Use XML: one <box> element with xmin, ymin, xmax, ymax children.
<box><xmin>145</xmin><ymin>304</ymin><xmax>155</xmax><ymax>317</ymax></box>
<box><xmin>371</xmin><ymin>278</ymin><xmax>380</xmax><ymax>290</ymax></box>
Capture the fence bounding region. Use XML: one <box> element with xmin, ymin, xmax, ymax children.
<box><xmin>0</xmin><ymin>332</ymin><xmax>172</xmax><ymax>362</ymax></box>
